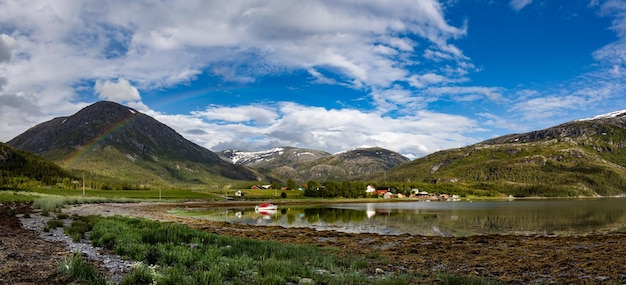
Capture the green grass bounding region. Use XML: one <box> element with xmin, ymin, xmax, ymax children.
<box><xmin>68</xmin><ymin>215</ymin><xmax>420</xmax><ymax>284</ymax></box>
<box><xmin>58</xmin><ymin>252</ymin><xmax>107</xmax><ymax>285</ymax></box>
<box><xmin>61</xmin><ymin>214</ymin><xmax>504</xmax><ymax>285</ymax></box>
<box><xmin>0</xmin><ymin>190</ymin><xmax>38</xmax><ymax>202</ymax></box>
<box><xmin>27</xmin><ymin>187</ymin><xmax>219</xmax><ymax>200</ymax></box>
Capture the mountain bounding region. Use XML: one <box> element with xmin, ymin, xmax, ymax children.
<box><xmin>0</xmin><ymin>142</ymin><xmax>74</xmax><ymax>187</ymax></box>
<box><xmin>221</xmin><ymin>146</ymin><xmax>410</xmax><ymax>182</ymax></box>
<box><xmin>381</xmin><ymin>110</ymin><xmax>626</xmax><ymax>197</ymax></box>
<box><xmin>219</xmin><ymin>147</ymin><xmax>331</xmax><ymax>168</ymax></box>
<box><xmin>8</xmin><ymin>101</ymin><xmax>259</xmax><ymax>187</ymax></box>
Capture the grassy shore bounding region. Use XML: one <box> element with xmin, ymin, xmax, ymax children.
<box><xmin>60</xmin><ymin>214</ymin><xmax>501</xmax><ymax>285</ymax></box>
<box><xmin>0</xmin><ymin>188</ymin><xmax>506</xmax><ymax>284</ymax></box>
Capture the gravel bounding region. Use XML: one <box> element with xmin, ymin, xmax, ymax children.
<box><xmin>19</xmin><ymin>211</ymin><xmax>136</xmax><ymax>284</ymax></box>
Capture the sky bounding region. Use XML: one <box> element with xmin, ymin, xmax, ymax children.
<box><xmin>1</xmin><ymin>0</ymin><xmax>625</xmax><ymax>159</ymax></box>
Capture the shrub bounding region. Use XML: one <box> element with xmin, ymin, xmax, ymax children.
<box><xmin>58</xmin><ymin>252</ymin><xmax>107</xmax><ymax>285</ymax></box>
<box><xmin>65</xmin><ymin>217</ymin><xmax>93</xmax><ymax>242</ymax></box>
<box><xmin>46</xmin><ymin>219</ymin><xmax>65</xmax><ymax>229</ymax></box>
<box><xmin>122</xmin><ymin>263</ymin><xmax>155</xmax><ymax>285</ymax></box>
<box><xmin>56</xmin><ymin>213</ymin><xmax>70</xmax><ymax>219</ymax></box>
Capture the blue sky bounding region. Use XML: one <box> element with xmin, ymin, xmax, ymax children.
<box><xmin>1</xmin><ymin>0</ymin><xmax>625</xmax><ymax>159</ymax></box>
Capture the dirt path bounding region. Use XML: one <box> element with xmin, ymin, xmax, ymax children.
<box><xmin>64</xmin><ymin>202</ymin><xmax>626</xmax><ymax>284</ymax></box>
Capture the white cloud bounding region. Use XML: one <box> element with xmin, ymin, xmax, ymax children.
<box><xmin>424</xmin><ymin>86</ymin><xmax>504</xmax><ymax>101</ymax></box>
<box><xmin>477</xmin><ymin>112</ymin><xmax>526</xmax><ymax>132</ymax></box>
<box><xmin>0</xmin><ymin>0</ymin><xmax>468</xmax><ymax>92</ymax></box>
<box><xmin>408</xmin><ymin>73</ymin><xmax>447</xmax><ymax>88</ymax></box>
<box><xmin>192</xmin><ymin>105</ymin><xmax>278</xmax><ymax>124</ymax></box>
<box><xmin>510</xmin><ymin>0</ymin><xmax>533</xmax><ymax>11</ymax></box>
<box><xmin>0</xmin><ymin>34</ymin><xmax>16</xmax><ymax>62</ymax></box>
<box><xmin>308</xmin><ymin>68</ymin><xmax>339</xmax><ymax>85</ymax></box>
<box><xmin>94</xmin><ymin>78</ymin><xmax>141</xmax><ymax>103</ymax></box>
<box><xmin>150</xmin><ymin>102</ymin><xmax>481</xmax><ymax>158</ymax></box>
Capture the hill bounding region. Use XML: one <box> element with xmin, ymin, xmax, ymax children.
<box><xmin>0</xmin><ymin>142</ymin><xmax>74</xmax><ymax>188</ymax></box>
<box><xmin>8</xmin><ymin>101</ymin><xmax>259</xmax><ymax>188</ymax></box>
<box><xmin>221</xmin><ymin>146</ymin><xmax>410</xmax><ymax>182</ymax></box>
<box><xmin>381</xmin><ymin>110</ymin><xmax>626</xmax><ymax>197</ymax></box>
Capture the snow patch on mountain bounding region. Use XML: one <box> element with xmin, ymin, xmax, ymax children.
<box><xmin>224</xmin><ymin>147</ymin><xmax>285</xmax><ymax>164</ymax></box>
<box><xmin>578</xmin><ymin>109</ymin><xmax>626</xmax><ymax>121</ymax></box>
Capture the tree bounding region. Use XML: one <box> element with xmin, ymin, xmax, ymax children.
<box><xmin>323</xmin><ymin>181</ymin><xmax>339</xmax><ymax>198</ymax></box>
<box><xmin>271</xmin><ymin>180</ymin><xmax>282</xmax><ymax>190</ymax></box>
<box><xmin>286</xmin><ymin>178</ymin><xmax>297</xmax><ymax>190</ymax></box>
<box><xmin>62</xmin><ymin>177</ymin><xmax>71</xmax><ymax>189</ymax></box>
<box><xmin>304</xmin><ymin>180</ymin><xmax>320</xmax><ymax>197</ymax></box>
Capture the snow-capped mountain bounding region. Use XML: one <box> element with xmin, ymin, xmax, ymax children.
<box><xmin>219</xmin><ymin>146</ymin><xmax>410</xmax><ymax>181</ymax></box>
<box><xmin>219</xmin><ymin>147</ymin><xmax>330</xmax><ymax>167</ymax></box>
<box><xmin>578</xmin><ymin>109</ymin><xmax>626</xmax><ymax>121</ymax></box>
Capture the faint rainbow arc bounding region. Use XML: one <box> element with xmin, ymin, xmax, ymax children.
<box><xmin>62</xmin><ymin>114</ymin><xmax>141</xmax><ymax>168</ymax></box>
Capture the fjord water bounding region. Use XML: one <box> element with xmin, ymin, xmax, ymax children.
<box><xmin>178</xmin><ymin>199</ymin><xmax>626</xmax><ymax>236</ymax></box>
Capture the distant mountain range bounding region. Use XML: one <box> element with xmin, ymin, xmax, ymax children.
<box><xmin>8</xmin><ymin>101</ymin><xmax>259</xmax><ymax>188</ymax></box>
<box><xmin>381</xmin><ymin>109</ymin><xmax>626</xmax><ymax>197</ymax></box>
<box><xmin>219</xmin><ymin>146</ymin><xmax>410</xmax><ymax>182</ymax></box>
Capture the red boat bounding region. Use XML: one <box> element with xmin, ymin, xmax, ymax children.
<box><xmin>255</xmin><ymin>203</ymin><xmax>278</xmax><ymax>211</ymax></box>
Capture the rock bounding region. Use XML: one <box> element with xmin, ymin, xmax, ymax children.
<box><xmin>314</xmin><ymin>269</ymin><xmax>329</xmax><ymax>275</ymax></box>
<box><xmin>375</xmin><ymin>268</ymin><xmax>385</xmax><ymax>274</ymax></box>
<box><xmin>596</xmin><ymin>276</ymin><xmax>610</xmax><ymax>282</ymax></box>
<box><xmin>298</xmin><ymin>277</ymin><xmax>316</xmax><ymax>285</ymax></box>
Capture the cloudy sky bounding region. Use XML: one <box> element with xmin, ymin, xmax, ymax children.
<box><xmin>1</xmin><ymin>0</ymin><xmax>625</xmax><ymax>159</ymax></box>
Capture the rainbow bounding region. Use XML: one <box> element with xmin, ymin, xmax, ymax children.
<box><xmin>62</xmin><ymin>112</ymin><xmax>141</xmax><ymax>168</ymax></box>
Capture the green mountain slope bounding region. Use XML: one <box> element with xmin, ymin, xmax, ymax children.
<box><xmin>381</xmin><ymin>113</ymin><xmax>626</xmax><ymax>197</ymax></box>
<box><xmin>0</xmin><ymin>142</ymin><xmax>74</xmax><ymax>188</ymax></box>
<box><xmin>8</xmin><ymin>101</ymin><xmax>259</xmax><ymax>188</ymax></box>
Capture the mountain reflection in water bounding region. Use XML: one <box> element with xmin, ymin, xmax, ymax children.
<box><xmin>174</xmin><ymin>199</ymin><xmax>626</xmax><ymax>236</ymax></box>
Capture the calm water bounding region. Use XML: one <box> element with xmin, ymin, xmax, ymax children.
<box><xmin>172</xmin><ymin>199</ymin><xmax>626</xmax><ymax>236</ymax></box>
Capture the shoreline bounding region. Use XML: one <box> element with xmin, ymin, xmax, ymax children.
<box><xmin>62</xmin><ymin>201</ymin><xmax>626</xmax><ymax>284</ymax></box>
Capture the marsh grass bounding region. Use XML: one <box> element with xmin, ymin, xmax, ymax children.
<box><xmin>75</xmin><ymin>215</ymin><xmax>421</xmax><ymax>284</ymax></box>
<box><xmin>121</xmin><ymin>263</ymin><xmax>154</xmax><ymax>285</ymax></box>
<box><xmin>434</xmin><ymin>273</ymin><xmax>504</xmax><ymax>285</ymax></box>
<box><xmin>59</xmin><ymin>252</ymin><xmax>107</xmax><ymax>285</ymax></box>
<box><xmin>61</xmin><ymin>214</ymin><xmax>506</xmax><ymax>284</ymax></box>
<box><xmin>46</xmin><ymin>219</ymin><xmax>64</xmax><ymax>229</ymax></box>
<box><xmin>0</xmin><ymin>190</ymin><xmax>37</xmax><ymax>202</ymax></box>
<box><xmin>32</xmin><ymin>195</ymin><xmax>136</xmax><ymax>212</ymax></box>
<box><xmin>64</xmin><ymin>215</ymin><xmax>94</xmax><ymax>241</ymax></box>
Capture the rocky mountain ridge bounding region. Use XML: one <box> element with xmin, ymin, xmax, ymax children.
<box><xmin>221</xmin><ymin>146</ymin><xmax>410</xmax><ymax>182</ymax></box>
